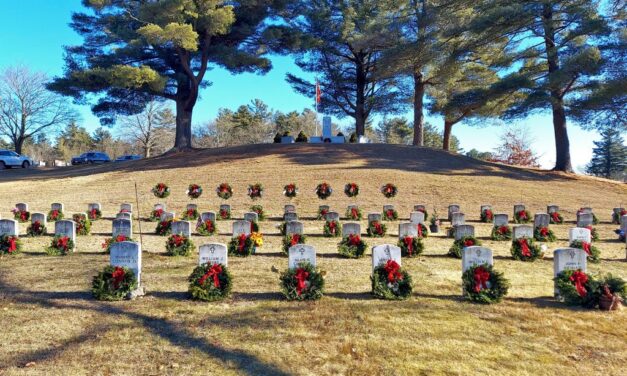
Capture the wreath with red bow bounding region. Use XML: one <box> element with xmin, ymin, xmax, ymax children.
<box><xmin>480</xmin><ymin>208</ymin><xmax>494</xmax><ymax>223</ymax></box>
<box><xmin>323</xmin><ymin>220</ymin><xmax>342</xmax><ymax>237</ymax></box>
<box><xmin>612</xmin><ymin>209</ymin><xmax>627</xmax><ymax>225</ymax></box>
<box><xmin>280</xmin><ymin>262</ymin><xmax>325</xmax><ymax>300</ymax></box>
<box><xmin>534</xmin><ymin>226</ymin><xmax>556</xmax><ymax>242</ymax></box>
<box><xmin>12</xmin><ymin>208</ymin><xmax>30</xmax><ymax>223</ymax></box>
<box><xmin>462</xmin><ymin>264</ymin><xmax>509</xmax><ymax>304</ymax></box>
<box><xmin>514</xmin><ymin>209</ymin><xmax>531</xmax><ymax>224</ymax></box>
<box><xmin>555</xmin><ymin>270</ymin><xmax>626</xmax><ymax>309</ymax></box>
<box><xmin>315</xmin><ymin>182</ymin><xmax>333</xmax><ymax>200</ymax></box>
<box><xmin>181</xmin><ymin>207</ymin><xmax>199</xmax><ymax>220</ymax></box>
<box><xmin>87</xmin><ymin>207</ymin><xmax>102</xmax><ymax>221</ymax></box>
<box><xmin>47</xmin><ymin>235</ymin><xmax>75</xmax><ymax>256</ymax></box>
<box><xmin>149</xmin><ymin>208</ymin><xmax>164</xmax><ymax>222</ymax></box>
<box><xmin>367</xmin><ymin>220</ymin><xmax>387</xmax><ymax>237</ymax></box>
<box><xmin>102</xmin><ymin>234</ymin><xmax>133</xmax><ymax>254</ymax></box>
<box><xmin>92</xmin><ymin>265</ymin><xmax>138</xmax><ymax>301</ymax></box>
<box><xmin>344</xmin><ymin>183</ymin><xmax>359</xmax><ymax>198</ymax></box>
<box><xmin>228</xmin><ymin>234</ymin><xmax>256</xmax><ymax>257</ymax></box>
<box><xmin>585</xmin><ymin>226</ymin><xmax>599</xmax><ymax>241</ymax></box>
<box><xmin>549</xmin><ymin>211</ymin><xmax>564</xmax><ymax>224</ymax></box>
<box><xmin>398</xmin><ymin>236</ymin><xmax>424</xmax><ymax>257</ymax></box>
<box><xmin>577</xmin><ymin>209</ymin><xmax>599</xmax><ymax>225</ymax></box>
<box><xmin>247</xmin><ymin>183</ymin><xmax>263</xmax><ymax>200</ymax></box>
<box><xmin>345</xmin><ymin>206</ymin><xmax>362</xmax><ymax>220</ymax></box>
<box><xmin>218</xmin><ymin>206</ymin><xmax>231</xmax><ymax>220</ymax></box>
<box><xmin>73</xmin><ymin>214</ymin><xmax>92</xmax><ymax>235</ymax></box>
<box><xmin>415</xmin><ymin>223</ymin><xmax>429</xmax><ymax>238</ymax></box>
<box><xmin>0</xmin><ymin>235</ymin><xmax>22</xmax><ymax>255</ymax></box>
<box><xmin>188</xmin><ymin>263</ymin><xmax>232</xmax><ymax>301</ymax></box>
<box><xmin>381</xmin><ymin>183</ymin><xmax>398</xmax><ymax>198</ymax></box>
<box><xmin>490</xmin><ymin>225</ymin><xmax>512</xmax><ymax>241</ymax></box>
<box><xmin>448</xmin><ymin>236</ymin><xmax>482</xmax><ymax>258</ymax></box>
<box><xmin>338</xmin><ymin>234</ymin><xmax>367</xmax><ymax>258</ymax></box>
<box><xmin>250</xmin><ymin>205</ymin><xmax>266</xmax><ymax>221</ymax></box>
<box><xmin>151</xmin><ymin>183</ymin><xmax>170</xmax><ymax>198</ymax></box>
<box><xmin>166</xmin><ymin>234</ymin><xmax>195</xmax><ymax>256</ymax></box>
<box><xmin>371</xmin><ymin>260</ymin><xmax>412</xmax><ymax>300</ymax></box>
<box><xmin>197</xmin><ymin>219</ymin><xmax>217</xmax><ymax>236</ymax></box>
<box><xmin>187</xmin><ymin>184</ymin><xmax>203</xmax><ymax>199</ymax></box>
<box><xmin>414</xmin><ymin>207</ymin><xmax>429</xmax><ymax>221</ymax></box>
<box><xmin>155</xmin><ymin>219</ymin><xmax>172</xmax><ymax>236</ymax></box>
<box><xmin>383</xmin><ymin>208</ymin><xmax>398</xmax><ymax>221</ymax></box>
<box><xmin>282</xmin><ymin>233</ymin><xmax>307</xmax><ymax>255</ymax></box>
<box><xmin>283</xmin><ymin>183</ymin><xmax>298</xmax><ymax>198</ymax></box>
<box><xmin>569</xmin><ymin>240</ymin><xmax>600</xmax><ymax>264</ymax></box>
<box><xmin>47</xmin><ymin>209</ymin><xmax>64</xmax><ymax>222</ymax></box>
<box><xmin>317</xmin><ymin>206</ymin><xmax>330</xmax><ymax>220</ymax></box>
<box><xmin>510</xmin><ymin>237</ymin><xmax>543</xmax><ymax>261</ymax></box>
<box><xmin>27</xmin><ymin>221</ymin><xmax>47</xmax><ymax>237</ymax></box>
<box><xmin>216</xmin><ymin>183</ymin><xmax>233</xmax><ymax>200</ymax></box>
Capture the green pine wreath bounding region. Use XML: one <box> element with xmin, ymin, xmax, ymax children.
<box><xmin>510</xmin><ymin>237</ymin><xmax>543</xmax><ymax>261</ymax></box>
<box><xmin>102</xmin><ymin>235</ymin><xmax>133</xmax><ymax>254</ymax></box>
<box><xmin>337</xmin><ymin>234</ymin><xmax>367</xmax><ymax>258</ymax></box>
<box><xmin>197</xmin><ymin>219</ymin><xmax>217</xmax><ymax>236</ymax></box>
<box><xmin>282</xmin><ymin>233</ymin><xmax>307</xmax><ymax>255</ymax></box>
<box><xmin>228</xmin><ymin>234</ymin><xmax>256</xmax><ymax>257</ymax></box>
<box><xmin>549</xmin><ymin>211</ymin><xmax>564</xmax><ymax>224</ymax></box>
<box><xmin>480</xmin><ymin>208</ymin><xmax>494</xmax><ymax>223</ymax></box>
<box><xmin>323</xmin><ymin>220</ymin><xmax>342</xmax><ymax>237</ymax></box>
<box><xmin>317</xmin><ymin>206</ymin><xmax>330</xmax><ymax>220</ymax></box>
<box><xmin>149</xmin><ymin>208</ymin><xmax>164</xmax><ymax>222</ymax></box>
<box><xmin>155</xmin><ymin>219</ymin><xmax>172</xmax><ymax>236</ymax></box>
<box><xmin>514</xmin><ymin>209</ymin><xmax>531</xmax><ymax>224</ymax></box>
<box><xmin>27</xmin><ymin>221</ymin><xmax>47</xmax><ymax>237</ymax></box>
<box><xmin>73</xmin><ymin>214</ymin><xmax>92</xmax><ymax>235</ymax></box>
<box><xmin>344</xmin><ymin>182</ymin><xmax>359</xmax><ymax>198</ymax></box>
<box><xmin>92</xmin><ymin>265</ymin><xmax>138</xmax><ymax>301</ymax></box>
<box><xmin>555</xmin><ymin>270</ymin><xmax>626</xmax><ymax>309</ymax></box>
<box><xmin>448</xmin><ymin>236</ymin><xmax>481</xmax><ymax>258</ymax></box>
<box><xmin>383</xmin><ymin>208</ymin><xmax>398</xmax><ymax>221</ymax></box>
<box><xmin>46</xmin><ymin>235</ymin><xmax>75</xmax><ymax>256</ymax></box>
<box><xmin>47</xmin><ymin>209</ymin><xmax>64</xmax><ymax>222</ymax></box>
<box><xmin>534</xmin><ymin>226</ymin><xmax>556</xmax><ymax>242</ymax></box>
<box><xmin>181</xmin><ymin>207</ymin><xmax>200</xmax><ymax>220</ymax></box>
<box><xmin>415</xmin><ymin>223</ymin><xmax>429</xmax><ymax>238</ymax></box>
<box><xmin>398</xmin><ymin>236</ymin><xmax>424</xmax><ymax>257</ymax></box>
<box><xmin>371</xmin><ymin>260</ymin><xmax>412</xmax><ymax>300</ymax></box>
<box><xmin>462</xmin><ymin>264</ymin><xmax>510</xmax><ymax>304</ymax></box>
<box><xmin>279</xmin><ymin>262</ymin><xmax>325</xmax><ymax>301</ymax></box>
<box><xmin>166</xmin><ymin>234</ymin><xmax>195</xmax><ymax>256</ymax></box>
<box><xmin>151</xmin><ymin>183</ymin><xmax>170</xmax><ymax>198</ymax></box>
<box><xmin>188</xmin><ymin>263</ymin><xmax>233</xmax><ymax>302</ymax></box>
<box><xmin>250</xmin><ymin>205</ymin><xmax>266</xmax><ymax>221</ymax></box>
<box><xmin>216</xmin><ymin>183</ymin><xmax>233</xmax><ymax>200</ymax></box>
<box><xmin>13</xmin><ymin>209</ymin><xmax>30</xmax><ymax>223</ymax></box>
<box><xmin>218</xmin><ymin>206</ymin><xmax>231</xmax><ymax>220</ymax></box>
<box><xmin>345</xmin><ymin>206</ymin><xmax>363</xmax><ymax>220</ymax></box>
<box><xmin>367</xmin><ymin>221</ymin><xmax>387</xmax><ymax>237</ymax></box>
<box><xmin>0</xmin><ymin>235</ymin><xmax>22</xmax><ymax>255</ymax></box>
<box><xmin>569</xmin><ymin>240</ymin><xmax>601</xmax><ymax>263</ymax></box>
<box><xmin>315</xmin><ymin>182</ymin><xmax>333</xmax><ymax>199</ymax></box>
<box><xmin>490</xmin><ymin>225</ymin><xmax>512</xmax><ymax>241</ymax></box>
<box><xmin>87</xmin><ymin>208</ymin><xmax>102</xmax><ymax>221</ymax></box>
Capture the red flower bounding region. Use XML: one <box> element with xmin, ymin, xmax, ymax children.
<box><xmin>473</xmin><ymin>266</ymin><xmax>490</xmax><ymax>293</ymax></box>
<box><xmin>294</xmin><ymin>267</ymin><xmax>310</xmax><ymax>296</ymax></box>
<box><xmin>199</xmin><ymin>264</ymin><xmax>223</xmax><ymax>288</ymax></box>
<box><xmin>403</xmin><ymin>236</ymin><xmax>414</xmax><ymax>256</ymax></box>
<box><xmin>518</xmin><ymin>239</ymin><xmax>531</xmax><ymax>257</ymax></box>
<box><xmin>621</xmin><ymin>209</ymin><xmax>627</xmax><ymax>216</ymax></box>
<box><xmin>463</xmin><ymin>239</ymin><xmax>475</xmax><ymax>247</ymax></box>
<box><xmin>290</xmin><ymin>234</ymin><xmax>301</xmax><ymax>246</ymax></box>
<box><xmin>383</xmin><ymin>260</ymin><xmax>403</xmax><ymax>283</ymax></box>
<box><xmin>111</xmin><ymin>267</ymin><xmax>125</xmax><ymax>289</ymax></box>
<box><xmin>57</xmin><ymin>236</ymin><xmax>69</xmax><ymax>251</ymax></box>
<box><xmin>569</xmin><ymin>270</ymin><xmax>589</xmax><ymax>297</ymax></box>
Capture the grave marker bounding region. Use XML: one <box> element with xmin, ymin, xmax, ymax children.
<box><xmin>232</xmin><ymin>220</ymin><xmax>251</xmax><ymax>236</ymax></box>
<box><xmin>371</xmin><ymin>244</ymin><xmax>402</xmax><ymax>271</ymax></box>
<box><xmin>186</xmin><ymin>203</ymin><xmax>198</xmax><ymax>211</ymax></box>
<box><xmin>160</xmin><ymin>211</ymin><xmax>175</xmax><ymax>221</ymax></box>
<box><xmin>568</xmin><ymin>227</ymin><xmax>592</xmax><ymax>243</ymax></box>
<box><xmin>200</xmin><ymin>212</ymin><xmax>216</xmax><ymax>223</ymax></box>
<box><xmin>547</xmin><ymin>205</ymin><xmax>559</xmax><ymax>214</ymax></box>
<box><xmin>342</xmin><ymin>223</ymin><xmax>361</xmax><ymax>236</ymax></box>
<box><xmin>398</xmin><ymin>223</ymin><xmax>418</xmax><ymax>238</ymax></box>
<box><xmin>288</xmin><ymin>244</ymin><xmax>316</xmax><ymax>269</ymax></box>
<box><xmin>493</xmin><ymin>214</ymin><xmax>509</xmax><ymax>227</ymax></box>
<box><xmin>31</xmin><ymin>212</ymin><xmax>47</xmax><ymax>227</ymax></box>
<box><xmin>462</xmin><ymin>246</ymin><xmax>493</xmax><ymax>272</ymax></box>
<box><xmin>553</xmin><ymin>248</ymin><xmax>587</xmax><ymax>297</ymax></box>
<box><xmin>534</xmin><ymin>213</ymin><xmax>550</xmax><ymax>229</ymax></box>
<box><xmin>451</xmin><ymin>212</ymin><xmax>465</xmax><ymax>226</ymax></box>
<box><xmin>51</xmin><ymin>203</ymin><xmax>64</xmax><ymax>212</ymax></box>
<box><xmin>454</xmin><ymin>225</ymin><xmax>475</xmax><ymax>240</ymax></box>
<box><xmin>368</xmin><ymin>213</ymin><xmax>382</xmax><ymax>223</ymax></box>
<box><xmin>286</xmin><ymin>221</ymin><xmax>304</xmax><ymax>235</ymax></box>
<box><xmin>120</xmin><ymin>203</ymin><xmax>133</xmax><ymax>213</ymax></box>
<box><xmin>88</xmin><ymin>203</ymin><xmax>101</xmax><ymax>212</ymax></box>
<box><xmin>513</xmin><ymin>225</ymin><xmax>533</xmax><ymax>239</ymax></box>
<box><xmin>244</xmin><ymin>212</ymin><xmax>259</xmax><ymax>223</ymax></box>
<box><xmin>55</xmin><ymin>220</ymin><xmax>76</xmax><ymax>241</ymax></box>
<box><xmin>0</xmin><ymin>219</ymin><xmax>18</xmax><ymax>237</ymax></box>
<box><xmin>199</xmin><ymin>243</ymin><xmax>228</xmax><ymax>266</ymax></box>
<box><xmin>283</xmin><ymin>212</ymin><xmax>298</xmax><ymax>222</ymax></box>
<box><xmin>171</xmin><ymin>221</ymin><xmax>192</xmax><ymax>237</ymax></box>
<box><xmin>448</xmin><ymin>204</ymin><xmax>460</xmax><ymax>221</ymax></box>
<box><xmin>284</xmin><ymin>204</ymin><xmax>296</xmax><ymax>214</ymax></box>
<box><xmin>325</xmin><ymin>212</ymin><xmax>340</xmax><ymax>222</ymax></box>
<box><xmin>154</xmin><ymin>203</ymin><xmax>166</xmax><ymax>211</ymax></box>
<box><xmin>110</xmin><ymin>241</ymin><xmax>142</xmax><ymax>284</ymax></box>
<box><xmin>15</xmin><ymin>203</ymin><xmax>28</xmax><ymax>212</ymax></box>
<box><xmin>576</xmin><ymin>213</ymin><xmax>593</xmax><ymax>227</ymax></box>
<box><xmin>409</xmin><ymin>211</ymin><xmax>425</xmax><ymax>225</ymax></box>
<box><xmin>112</xmin><ymin>218</ymin><xmax>133</xmax><ymax>238</ymax></box>
<box><xmin>116</xmin><ymin>212</ymin><xmax>132</xmax><ymax>220</ymax></box>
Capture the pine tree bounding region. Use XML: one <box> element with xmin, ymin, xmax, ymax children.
<box><xmin>585</xmin><ymin>127</ymin><xmax>627</xmax><ymax>180</ymax></box>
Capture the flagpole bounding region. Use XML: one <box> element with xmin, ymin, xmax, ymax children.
<box><xmin>315</xmin><ymin>79</ymin><xmax>319</xmax><ymax>137</ymax></box>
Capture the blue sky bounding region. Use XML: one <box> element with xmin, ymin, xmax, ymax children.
<box><xmin>0</xmin><ymin>0</ymin><xmax>603</xmax><ymax>171</ymax></box>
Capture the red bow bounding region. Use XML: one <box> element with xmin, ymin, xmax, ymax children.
<box><xmin>484</xmin><ymin>209</ymin><xmax>493</xmax><ymax>220</ymax></box>
<box><xmin>204</xmin><ymin>220</ymin><xmax>214</xmax><ymax>232</ymax></box>
<box><xmin>171</xmin><ymin>235</ymin><xmax>184</xmax><ymax>247</ymax></box>
<box><xmin>199</xmin><ymin>264</ymin><xmax>223</xmax><ymax>288</ymax></box>
<box><xmin>238</xmin><ymin>234</ymin><xmax>247</xmax><ymax>253</ymax></box>
<box><xmin>517</xmin><ymin>210</ymin><xmax>527</xmax><ymax>220</ymax></box>
<box><xmin>540</xmin><ymin>227</ymin><xmax>549</xmax><ymax>236</ymax></box>
<box><xmin>386</xmin><ymin>209</ymin><xmax>395</xmax><ymax>219</ymax></box>
<box><xmin>581</xmin><ymin>241</ymin><xmax>591</xmax><ymax>255</ymax></box>
<box><xmin>518</xmin><ymin>239</ymin><xmax>531</xmax><ymax>257</ymax></box>
<box><xmin>348</xmin><ymin>234</ymin><xmax>361</xmax><ymax>246</ymax></box>
<box><xmin>383</xmin><ymin>260</ymin><xmax>403</xmax><ymax>283</ymax></box>
<box><xmin>290</xmin><ymin>234</ymin><xmax>301</xmax><ymax>246</ymax></box>
<box><xmin>464</xmin><ymin>239</ymin><xmax>475</xmax><ymax>247</ymax></box>
<box><xmin>374</xmin><ymin>221</ymin><xmax>382</xmax><ymax>235</ymax></box>
<box><xmin>320</xmin><ymin>209</ymin><xmax>328</xmax><ymax>217</ymax></box>
<box><xmin>51</xmin><ymin>210</ymin><xmax>59</xmax><ymax>219</ymax></box>
<box><xmin>57</xmin><ymin>236</ymin><xmax>69</xmax><ymax>251</ymax></box>
<box><xmin>403</xmin><ymin>236</ymin><xmax>414</xmax><ymax>256</ymax></box>
<box><xmin>551</xmin><ymin>212</ymin><xmax>560</xmax><ymax>223</ymax></box>
<box><xmin>187</xmin><ymin>209</ymin><xmax>195</xmax><ymax>217</ymax></box>
<box><xmin>220</xmin><ymin>209</ymin><xmax>228</xmax><ymax>218</ymax></box>
<box><xmin>154</xmin><ymin>209</ymin><xmax>163</xmax><ymax>218</ymax></box>
<box><xmin>473</xmin><ymin>266</ymin><xmax>490</xmax><ymax>292</ymax></box>
<box><xmin>90</xmin><ymin>208</ymin><xmax>97</xmax><ymax>219</ymax></box>
<box><xmin>111</xmin><ymin>267</ymin><xmax>125</xmax><ymax>289</ymax></box>
<box><xmin>329</xmin><ymin>221</ymin><xmax>337</xmax><ymax>234</ymax></box>
<box><xmin>294</xmin><ymin>268</ymin><xmax>310</xmax><ymax>296</ymax></box>
<box><xmin>416</xmin><ymin>225</ymin><xmax>423</xmax><ymax>238</ymax></box>
<box><xmin>569</xmin><ymin>270</ymin><xmax>588</xmax><ymax>297</ymax></box>
<box><xmin>497</xmin><ymin>226</ymin><xmax>508</xmax><ymax>235</ymax></box>
<box><xmin>116</xmin><ymin>235</ymin><xmax>127</xmax><ymax>242</ymax></box>
<box><xmin>20</xmin><ymin>211</ymin><xmax>27</xmax><ymax>221</ymax></box>
<box><xmin>351</xmin><ymin>208</ymin><xmax>359</xmax><ymax>219</ymax></box>
<box><xmin>7</xmin><ymin>237</ymin><xmax>17</xmax><ymax>253</ymax></box>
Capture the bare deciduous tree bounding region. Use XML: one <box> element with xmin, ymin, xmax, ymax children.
<box><xmin>118</xmin><ymin>101</ymin><xmax>175</xmax><ymax>158</ymax></box>
<box><xmin>0</xmin><ymin>65</ymin><xmax>75</xmax><ymax>153</ymax></box>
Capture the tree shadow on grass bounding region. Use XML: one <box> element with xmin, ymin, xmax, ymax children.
<box><xmin>506</xmin><ymin>296</ymin><xmax>574</xmax><ymax>310</ymax></box>
<box><xmin>232</xmin><ymin>292</ymin><xmax>284</xmax><ymax>301</ymax></box>
<box><xmin>413</xmin><ymin>293</ymin><xmax>464</xmax><ymax>303</ymax></box>
<box><xmin>326</xmin><ymin>291</ymin><xmax>373</xmax><ymax>300</ymax></box>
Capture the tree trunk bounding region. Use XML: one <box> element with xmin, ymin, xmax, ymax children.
<box><xmin>543</xmin><ymin>3</ymin><xmax>572</xmax><ymax>172</ymax></box>
<box><xmin>174</xmin><ymin>100</ymin><xmax>193</xmax><ymax>151</ymax></box>
<box><xmin>355</xmin><ymin>59</ymin><xmax>366</xmax><ymax>137</ymax></box>
<box><xmin>14</xmin><ymin>137</ymin><xmax>25</xmax><ymax>154</ymax></box>
<box><xmin>413</xmin><ymin>71</ymin><xmax>425</xmax><ymax>146</ymax></box>
<box><xmin>443</xmin><ymin>120</ymin><xmax>453</xmax><ymax>151</ymax></box>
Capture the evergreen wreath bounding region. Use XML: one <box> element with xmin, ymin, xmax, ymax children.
<box><xmin>155</xmin><ymin>219</ymin><xmax>172</xmax><ymax>236</ymax></box>
<box><xmin>166</xmin><ymin>234</ymin><xmax>195</xmax><ymax>256</ymax></box>
<box><xmin>47</xmin><ymin>209</ymin><xmax>64</xmax><ymax>222</ymax></box>
<box><xmin>415</xmin><ymin>223</ymin><xmax>429</xmax><ymax>238</ymax></box>
<box><xmin>247</xmin><ymin>183</ymin><xmax>263</xmax><ymax>200</ymax></box>
<box><xmin>337</xmin><ymin>234</ymin><xmax>367</xmax><ymax>258</ymax></box>
<box><xmin>514</xmin><ymin>209</ymin><xmax>531</xmax><ymax>224</ymax></box>
<box><xmin>480</xmin><ymin>208</ymin><xmax>494</xmax><ymax>223</ymax></box>
<box><xmin>315</xmin><ymin>182</ymin><xmax>333</xmax><ymax>199</ymax></box>
<box><xmin>577</xmin><ymin>209</ymin><xmax>599</xmax><ymax>225</ymax></box>
<box><xmin>556</xmin><ymin>271</ymin><xmax>627</xmax><ymax>309</ymax></box>
<box><xmin>344</xmin><ymin>182</ymin><xmax>359</xmax><ymax>198</ymax></box>
<box><xmin>47</xmin><ymin>235</ymin><xmax>75</xmax><ymax>256</ymax></box>
<box><xmin>462</xmin><ymin>264</ymin><xmax>510</xmax><ymax>304</ymax></box>
<box><xmin>490</xmin><ymin>225</ymin><xmax>512</xmax><ymax>241</ymax></box>
<box><xmin>278</xmin><ymin>222</ymin><xmax>288</xmax><ymax>236</ymax></box>
<box><xmin>282</xmin><ymin>233</ymin><xmax>307</xmax><ymax>255</ymax></box>
<box><xmin>398</xmin><ymin>236</ymin><xmax>424</xmax><ymax>257</ymax></box>
<box><xmin>12</xmin><ymin>208</ymin><xmax>30</xmax><ymax>223</ymax></box>
<box><xmin>187</xmin><ymin>184</ymin><xmax>203</xmax><ymax>199</ymax></box>
<box><xmin>0</xmin><ymin>235</ymin><xmax>22</xmax><ymax>255</ymax></box>
<box><xmin>218</xmin><ymin>206</ymin><xmax>231</xmax><ymax>220</ymax></box>
<box><xmin>73</xmin><ymin>214</ymin><xmax>92</xmax><ymax>235</ymax></box>
<box><xmin>92</xmin><ymin>266</ymin><xmax>138</xmax><ymax>301</ymax></box>
<box><xmin>323</xmin><ymin>220</ymin><xmax>342</xmax><ymax>237</ymax></box>
<box><xmin>283</xmin><ymin>183</ymin><xmax>298</xmax><ymax>198</ymax></box>
<box><xmin>383</xmin><ymin>208</ymin><xmax>399</xmax><ymax>221</ymax></box>
<box><xmin>228</xmin><ymin>234</ymin><xmax>256</xmax><ymax>257</ymax></box>
<box><xmin>371</xmin><ymin>260</ymin><xmax>412</xmax><ymax>300</ymax></box>
<box><xmin>216</xmin><ymin>183</ymin><xmax>233</xmax><ymax>200</ymax></box>
<box><xmin>612</xmin><ymin>209</ymin><xmax>627</xmax><ymax>225</ymax></box>
<box><xmin>151</xmin><ymin>183</ymin><xmax>170</xmax><ymax>198</ymax></box>
<box><xmin>27</xmin><ymin>220</ymin><xmax>47</xmax><ymax>237</ymax></box>
<box><xmin>549</xmin><ymin>211</ymin><xmax>564</xmax><ymax>224</ymax></box>
<box><xmin>367</xmin><ymin>220</ymin><xmax>387</xmax><ymax>237</ymax></box>
<box><xmin>196</xmin><ymin>219</ymin><xmax>217</xmax><ymax>236</ymax></box>
<box><xmin>279</xmin><ymin>262</ymin><xmax>325</xmax><ymax>301</ymax></box>
<box><xmin>102</xmin><ymin>235</ymin><xmax>132</xmax><ymax>254</ymax></box>
<box><xmin>181</xmin><ymin>207</ymin><xmax>200</xmax><ymax>220</ymax></box>
<box><xmin>149</xmin><ymin>208</ymin><xmax>164</xmax><ymax>222</ymax></box>
<box><xmin>317</xmin><ymin>206</ymin><xmax>330</xmax><ymax>220</ymax></box>
<box><xmin>510</xmin><ymin>237</ymin><xmax>543</xmax><ymax>261</ymax></box>
<box><xmin>569</xmin><ymin>240</ymin><xmax>601</xmax><ymax>263</ymax></box>
<box><xmin>345</xmin><ymin>206</ymin><xmax>362</xmax><ymax>220</ymax></box>
<box><xmin>448</xmin><ymin>236</ymin><xmax>482</xmax><ymax>258</ymax></box>
<box><xmin>250</xmin><ymin>205</ymin><xmax>266</xmax><ymax>221</ymax></box>
<box><xmin>87</xmin><ymin>207</ymin><xmax>102</xmax><ymax>221</ymax></box>
<box><xmin>584</xmin><ymin>226</ymin><xmax>599</xmax><ymax>241</ymax></box>
<box><xmin>381</xmin><ymin>183</ymin><xmax>398</xmax><ymax>198</ymax></box>
<box><xmin>415</xmin><ymin>207</ymin><xmax>429</xmax><ymax>221</ymax></box>
<box><xmin>188</xmin><ymin>263</ymin><xmax>233</xmax><ymax>302</ymax></box>
<box><xmin>534</xmin><ymin>226</ymin><xmax>556</xmax><ymax>242</ymax></box>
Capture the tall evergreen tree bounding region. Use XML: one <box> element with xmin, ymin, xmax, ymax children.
<box><xmin>585</xmin><ymin>126</ymin><xmax>627</xmax><ymax>180</ymax></box>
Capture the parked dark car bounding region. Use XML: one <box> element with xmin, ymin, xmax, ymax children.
<box><xmin>0</xmin><ymin>149</ymin><xmax>34</xmax><ymax>169</ymax></box>
<box><xmin>114</xmin><ymin>155</ymin><xmax>142</xmax><ymax>162</ymax></box>
<box><xmin>71</xmin><ymin>152</ymin><xmax>111</xmax><ymax>165</ymax></box>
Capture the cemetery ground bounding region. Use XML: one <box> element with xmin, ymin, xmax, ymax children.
<box><xmin>0</xmin><ymin>144</ymin><xmax>626</xmax><ymax>375</ymax></box>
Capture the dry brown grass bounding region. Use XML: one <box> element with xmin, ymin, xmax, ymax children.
<box><xmin>0</xmin><ymin>144</ymin><xmax>626</xmax><ymax>376</ymax></box>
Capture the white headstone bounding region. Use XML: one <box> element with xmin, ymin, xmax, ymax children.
<box><xmin>534</xmin><ymin>213</ymin><xmax>550</xmax><ymax>228</ymax></box>
<box><xmin>199</xmin><ymin>243</ymin><xmax>228</xmax><ymax>266</ymax></box>
<box><xmin>116</xmin><ymin>212</ymin><xmax>132</xmax><ymax>220</ymax></box>
<box><xmin>372</xmin><ymin>244</ymin><xmax>402</xmax><ymax>271</ymax></box>
<box><xmin>368</xmin><ymin>213</ymin><xmax>382</xmax><ymax>223</ymax></box>
<box><xmin>88</xmin><ymin>203</ymin><xmax>101</xmax><ymax>212</ymax></box>
<box><xmin>284</xmin><ymin>204</ymin><xmax>296</xmax><ymax>214</ymax></box>
<box><xmin>154</xmin><ymin>203</ymin><xmax>166</xmax><ymax>211</ymax></box>
<box><xmin>413</xmin><ymin>204</ymin><xmax>427</xmax><ymax>213</ymax></box>
<box><xmin>160</xmin><ymin>211</ymin><xmax>175</xmax><ymax>221</ymax></box>
<box><xmin>493</xmin><ymin>214</ymin><xmax>509</xmax><ymax>227</ymax></box>
<box><xmin>621</xmin><ymin>215</ymin><xmax>627</xmax><ymax>233</ymax></box>
<box><xmin>451</xmin><ymin>212</ymin><xmax>465</xmax><ymax>226</ymax></box>
<box><xmin>383</xmin><ymin>205</ymin><xmax>395</xmax><ymax>212</ymax></box>
<box><xmin>454</xmin><ymin>225</ymin><xmax>475</xmax><ymax>240</ymax></box>
<box><xmin>0</xmin><ymin>219</ymin><xmax>18</xmax><ymax>237</ymax></box>
<box><xmin>112</xmin><ymin>218</ymin><xmax>133</xmax><ymax>238</ymax></box>
<box><xmin>342</xmin><ymin>223</ymin><xmax>361</xmax><ymax>236</ymax></box>
<box><xmin>232</xmin><ymin>220</ymin><xmax>251</xmax><ymax>236</ymax></box>
<box><xmin>579</xmin><ymin>207</ymin><xmax>593</xmax><ymax>214</ymax></box>
<box><xmin>513</xmin><ymin>225</ymin><xmax>534</xmax><ymax>239</ymax></box>
<box><xmin>51</xmin><ymin>203</ymin><xmax>64</xmax><ymax>212</ymax></box>
<box><xmin>286</xmin><ymin>221</ymin><xmax>304</xmax><ymax>235</ymax></box>
<box><xmin>120</xmin><ymin>203</ymin><xmax>133</xmax><ymax>213</ymax></box>
<box><xmin>110</xmin><ymin>241</ymin><xmax>142</xmax><ymax>284</ymax></box>
<box><xmin>288</xmin><ymin>244</ymin><xmax>317</xmax><ymax>269</ymax></box>
<box><xmin>547</xmin><ymin>205</ymin><xmax>559</xmax><ymax>214</ymax></box>
<box><xmin>448</xmin><ymin>204</ymin><xmax>460</xmax><ymax>220</ymax></box>
<box><xmin>553</xmin><ymin>248</ymin><xmax>588</xmax><ymax>297</ymax></box>
<box><xmin>480</xmin><ymin>205</ymin><xmax>492</xmax><ymax>213</ymax></box>
<box><xmin>31</xmin><ymin>212</ymin><xmax>47</xmax><ymax>227</ymax></box>
<box><xmin>576</xmin><ymin>213</ymin><xmax>593</xmax><ymax>227</ymax></box>
<box><xmin>15</xmin><ymin>203</ymin><xmax>28</xmax><ymax>212</ymax></box>
<box><xmin>170</xmin><ymin>221</ymin><xmax>192</xmax><ymax>237</ymax></box>
<box><xmin>186</xmin><ymin>203</ymin><xmax>198</xmax><ymax>211</ymax></box>
<box><xmin>325</xmin><ymin>212</ymin><xmax>340</xmax><ymax>222</ymax></box>
<box><xmin>244</xmin><ymin>212</ymin><xmax>259</xmax><ymax>223</ymax></box>
<box><xmin>398</xmin><ymin>222</ymin><xmax>417</xmax><ymax>238</ymax></box>
<box><xmin>219</xmin><ymin>204</ymin><xmax>231</xmax><ymax>213</ymax></box>
<box><xmin>462</xmin><ymin>246</ymin><xmax>494</xmax><ymax>272</ymax></box>
<box><xmin>283</xmin><ymin>212</ymin><xmax>298</xmax><ymax>222</ymax></box>
<box><xmin>55</xmin><ymin>220</ymin><xmax>76</xmax><ymax>241</ymax></box>
<box><xmin>513</xmin><ymin>204</ymin><xmax>526</xmax><ymax>217</ymax></box>
<box><xmin>409</xmin><ymin>211</ymin><xmax>425</xmax><ymax>225</ymax></box>
<box><xmin>568</xmin><ymin>227</ymin><xmax>592</xmax><ymax>243</ymax></box>
<box><xmin>200</xmin><ymin>212</ymin><xmax>216</xmax><ymax>223</ymax></box>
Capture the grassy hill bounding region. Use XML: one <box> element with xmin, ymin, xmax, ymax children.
<box><xmin>0</xmin><ymin>144</ymin><xmax>625</xmax><ymax>375</ymax></box>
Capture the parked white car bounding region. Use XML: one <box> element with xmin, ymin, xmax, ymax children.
<box><xmin>0</xmin><ymin>149</ymin><xmax>34</xmax><ymax>169</ymax></box>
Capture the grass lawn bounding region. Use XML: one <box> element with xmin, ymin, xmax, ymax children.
<box><xmin>0</xmin><ymin>144</ymin><xmax>625</xmax><ymax>375</ymax></box>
